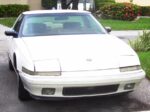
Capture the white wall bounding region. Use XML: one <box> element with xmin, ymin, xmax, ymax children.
<box><xmin>115</xmin><ymin>0</ymin><xmax>150</xmax><ymax>6</ymax></box>
<box><xmin>0</xmin><ymin>0</ymin><xmax>28</xmax><ymax>5</ymax></box>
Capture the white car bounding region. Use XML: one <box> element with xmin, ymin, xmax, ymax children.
<box><xmin>5</xmin><ymin>10</ymin><xmax>145</xmax><ymax>101</ymax></box>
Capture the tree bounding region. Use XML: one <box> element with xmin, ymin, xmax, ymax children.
<box><xmin>72</xmin><ymin>0</ymin><xmax>79</xmax><ymax>9</ymax></box>
<box><xmin>42</xmin><ymin>0</ymin><xmax>57</xmax><ymax>9</ymax></box>
<box><xmin>61</xmin><ymin>0</ymin><xmax>79</xmax><ymax>9</ymax></box>
<box><xmin>42</xmin><ymin>0</ymin><xmax>79</xmax><ymax>10</ymax></box>
<box><xmin>83</xmin><ymin>0</ymin><xmax>86</xmax><ymax>10</ymax></box>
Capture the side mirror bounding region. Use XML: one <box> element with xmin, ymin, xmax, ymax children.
<box><xmin>105</xmin><ymin>27</ymin><xmax>112</xmax><ymax>33</ymax></box>
<box><xmin>5</xmin><ymin>30</ymin><xmax>18</xmax><ymax>38</ymax></box>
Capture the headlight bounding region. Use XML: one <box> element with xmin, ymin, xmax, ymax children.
<box><xmin>120</xmin><ymin>65</ymin><xmax>141</xmax><ymax>72</ymax></box>
<box><xmin>22</xmin><ymin>67</ymin><xmax>61</xmax><ymax>76</ymax></box>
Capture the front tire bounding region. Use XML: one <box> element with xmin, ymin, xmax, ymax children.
<box><xmin>8</xmin><ymin>59</ymin><xmax>14</xmax><ymax>71</ymax></box>
<box><xmin>18</xmin><ymin>77</ymin><xmax>31</xmax><ymax>101</ymax></box>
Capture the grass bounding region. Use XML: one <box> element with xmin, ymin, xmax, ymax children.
<box><xmin>0</xmin><ymin>17</ymin><xmax>16</xmax><ymax>27</ymax></box>
<box><xmin>138</xmin><ymin>52</ymin><xmax>150</xmax><ymax>79</ymax></box>
<box><xmin>129</xmin><ymin>31</ymin><xmax>150</xmax><ymax>52</ymax></box>
<box><xmin>99</xmin><ymin>18</ymin><xmax>150</xmax><ymax>30</ymax></box>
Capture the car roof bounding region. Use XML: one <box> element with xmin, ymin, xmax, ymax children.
<box><xmin>23</xmin><ymin>10</ymin><xmax>91</xmax><ymax>15</ymax></box>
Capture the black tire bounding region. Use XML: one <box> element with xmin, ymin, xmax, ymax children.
<box><xmin>18</xmin><ymin>77</ymin><xmax>31</xmax><ymax>101</ymax></box>
<box><xmin>8</xmin><ymin>59</ymin><xmax>14</xmax><ymax>71</ymax></box>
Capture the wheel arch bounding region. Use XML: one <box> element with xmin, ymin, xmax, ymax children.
<box><xmin>13</xmin><ymin>51</ymin><xmax>22</xmax><ymax>72</ymax></box>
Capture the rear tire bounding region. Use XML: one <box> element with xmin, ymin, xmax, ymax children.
<box><xmin>18</xmin><ymin>77</ymin><xmax>31</xmax><ymax>101</ymax></box>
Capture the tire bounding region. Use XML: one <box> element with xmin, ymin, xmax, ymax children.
<box><xmin>8</xmin><ymin>58</ymin><xmax>14</xmax><ymax>71</ymax></box>
<box><xmin>14</xmin><ymin>55</ymin><xmax>31</xmax><ymax>101</ymax></box>
<box><xmin>18</xmin><ymin>77</ymin><xmax>31</xmax><ymax>101</ymax></box>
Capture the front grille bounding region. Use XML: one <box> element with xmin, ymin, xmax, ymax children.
<box><xmin>63</xmin><ymin>85</ymin><xmax>119</xmax><ymax>96</ymax></box>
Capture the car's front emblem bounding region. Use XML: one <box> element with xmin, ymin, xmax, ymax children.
<box><xmin>86</xmin><ymin>59</ymin><xmax>92</xmax><ymax>62</ymax></box>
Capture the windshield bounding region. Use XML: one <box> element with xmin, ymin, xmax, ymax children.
<box><xmin>22</xmin><ymin>13</ymin><xmax>106</xmax><ymax>37</ymax></box>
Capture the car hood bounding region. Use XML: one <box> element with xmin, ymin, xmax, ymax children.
<box><xmin>22</xmin><ymin>34</ymin><xmax>139</xmax><ymax>72</ymax></box>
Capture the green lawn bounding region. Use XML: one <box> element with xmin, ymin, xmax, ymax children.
<box><xmin>0</xmin><ymin>17</ymin><xmax>150</xmax><ymax>30</ymax></box>
<box><xmin>99</xmin><ymin>18</ymin><xmax>150</xmax><ymax>30</ymax></box>
<box><xmin>0</xmin><ymin>17</ymin><xmax>16</xmax><ymax>27</ymax></box>
<box><xmin>138</xmin><ymin>52</ymin><xmax>150</xmax><ymax>79</ymax></box>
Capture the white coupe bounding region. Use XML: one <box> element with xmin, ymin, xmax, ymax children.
<box><xmin>5</xmin><ymin>10</ymin><xmax>145</xmax><ymax>101</ymax></box>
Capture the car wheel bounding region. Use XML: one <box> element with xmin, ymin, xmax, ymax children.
<box><xmin>8</xmin><ymin>58</ymin><xmax>14</xmax><ymax>71</ymax></box>
<box><xmin>18</xmin><ymin>77</ymin><xmax>31</xmax><ymax>101</ymax></box>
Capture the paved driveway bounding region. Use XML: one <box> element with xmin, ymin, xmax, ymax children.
<box><xmin>0</xmin><ymin>25</ymin><xmax>150</xmax><ymax>112</ymax></box>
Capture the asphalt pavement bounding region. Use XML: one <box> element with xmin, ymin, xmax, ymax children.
<box><xmin>0</xmin><ymin>24</ymin><xmax>150</xmax><ymax>112</ymax></box>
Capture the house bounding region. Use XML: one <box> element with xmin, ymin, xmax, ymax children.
<box><xmin>115</xmin><ymin>0</ymin><xmax>150</xmax><ymax>6</ymax></box>
<box><xmin>0</xmin><ymin>0</ymin><xmax>28</xmax><ymax>5</ymax></box>
<box><xmin>0</xmin><ymin>0</ymin><xmax>43</xmax><ymax>10</ymax></box>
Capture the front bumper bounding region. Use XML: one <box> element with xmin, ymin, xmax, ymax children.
<box><xmin>20</xmin><ymin>70</ymin><xmax>145</xmax><ymax>99</ymax></box>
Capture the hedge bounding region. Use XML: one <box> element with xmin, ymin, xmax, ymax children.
<box><xmin>100</xmin><ymin>3</ymin><xmax>140</xmax><ymax>21</ymax></box>
<box><xmin>0</xmin><ymin>4</ymin><xmax>29</xmax><ymax>17</ymax></box>
<box><xmin>95</xmin><ymin>0</ymin><xmax>115</xmax><ymax>10</ymax></box>
<box><xmin>140</xmin><ymin>6</ymin><xmax>150</xmax><ymax>16</ymax></box>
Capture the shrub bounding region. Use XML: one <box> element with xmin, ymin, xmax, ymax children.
<box><xmin>95</xmin><ymin>0</ymin><xmax>115</xmax><ymax>10</ymax></box>
<box><xmin>140</xmin><ymin>6</ymin><xmax>150</xmax><ymax>16</ymax></box>
<box><xmin>41</xmin><ymin>0</ymin><xmax>57</xmax><ymax>9</ymax></box>
<box><xmin>129</xmin><ymin>31</ymin><xmax>150</xmax><ymax>52</ymax></box>
<box><xmin>100</xmin><ymin>3</ymin><xmax>140</xmax><ymax>21</ymax></box>
<box><xmin>0</xmin><ymin>4</ymin><xmax>29</xmax><ymax>17</ymax></box>
<box><xmin>138</xmin><ymin>52</ymin><xmax>150</xmax><ymax>79</ymax></box>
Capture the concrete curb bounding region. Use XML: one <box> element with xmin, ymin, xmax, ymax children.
<box><xmin>111</xmin><ymin>30</ymin><xmax>150</xmax><ymax>40</ymax></box>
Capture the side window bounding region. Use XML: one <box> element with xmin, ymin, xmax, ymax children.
<box><xmin>13</xmin><ymin>15</ymin><xmax>24</xmax><ymax>32</ymax></box>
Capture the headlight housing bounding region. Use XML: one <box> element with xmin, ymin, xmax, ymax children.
<box><xmin>22</xmin><ymin>67</ymin><xmax>61</xmax><ymax>76</ymax></box>
<box><xmin>120</xmin><ymin>65</ymin><xmax>141</xmax><ymax>72</ymax></box>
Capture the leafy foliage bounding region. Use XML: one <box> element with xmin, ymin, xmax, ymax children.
<box><xmin>0</xmin><ymin>5</ymin><xmax>29</xmax><ymax>17</ymax></box>
<box><xmin>100</xmin><ymin>3</ymin><xmax>140</xmax><ymax>21</ymax></box>
<box><xmin>138</xmin><ymin>52</ymin><xmax>150</xmax><ymax>79</ymax></box>
<box><xmin>41</xmin><ymin>0</ymin><xmax>57</xmax><ymax>9</ymax></box>
<box><xmin>95</xmin><ymin>0</ymin><xmax>115</xmax><ymax>10</ymax></box>
<box><xmin>140</xmin><ymin>6</ymin><xmax>150</xmax><ymax>16</ymax></box>
<box><xmin>129</xmin><ymin>31</ymin><xmax>150</xmax><ymax>52</ymax></box>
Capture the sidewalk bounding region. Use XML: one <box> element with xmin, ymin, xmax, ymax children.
<box><xmin>111</xmin><ymin>30</ymin><xmax>145</xmax><ymax>39</ymax></box>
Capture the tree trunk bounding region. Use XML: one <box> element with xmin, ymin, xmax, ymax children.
<box><xmin>61</xmin><ymin>0</ymin><xmax>79</xmax><ymax>10</ymax></box>
<box><xmin>83</xmin><ymin>0</ymin><xmax>86</xmax><ymax>10</ymax></box>
<box><xmin>72</xmin><ymin>0</ymin><xmax>79</xmax><ymax>10</ymax></box>
<box><xmin>61</xmin><ymin>0</ymin><xmax>67</xmax><ymax>9</ymax></box>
